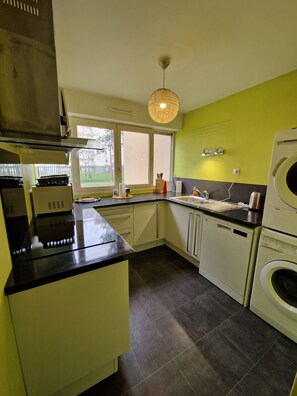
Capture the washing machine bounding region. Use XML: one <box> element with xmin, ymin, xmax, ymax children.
<box><xmin>263</xmin><ymin>128</ymin><xmax>297</xmax><ymax>237</ymax></box>
<box><xmin>250</xmin><ymin>227</ymin><xmax>297</xmax><ymax>343</ymax></box>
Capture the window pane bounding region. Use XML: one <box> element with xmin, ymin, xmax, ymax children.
<box><xmin>121</xmin><ymin>131</ymin><xmax>149</xmax><ymax>185</ymax></box>
<box><xmin>154</xmin><ymin>134</ymin><xmax>172</xmax><ymax>181</ymax></box>
<box><xmin>77</xmin><ymin>125</ymin><xmax>115</xmax><ymax>188</ymax></box>
<box><xmin>0</xmin><ymin>164</ymin><xmax>22</xmax><ymax>177</ymax></box>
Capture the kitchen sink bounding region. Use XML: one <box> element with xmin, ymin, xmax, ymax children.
<box><xmin>170</xmin><ymin>195</ymin><xmax>239</xmax><ymax>212</ymax></box>
<box><xmin>171</xmin><ymin>195</ymin><xmax>207</xmax><ymax>204</ymax></box>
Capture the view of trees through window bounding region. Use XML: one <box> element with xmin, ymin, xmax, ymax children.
<box><xmin>29</xmin><ymin>120</ymin><xmax>172</xmax><ymax>194</ymax></box>
<box><xmin>77</xmin><ymin>125</ymin><xmax>115</xmax><ymax>187</ymax></box>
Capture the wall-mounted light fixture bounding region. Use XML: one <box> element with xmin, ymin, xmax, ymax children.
<box><xmin>201</xmin><ymin>147</ymin><xmax>224</xmax><ymax>157</ymax></box>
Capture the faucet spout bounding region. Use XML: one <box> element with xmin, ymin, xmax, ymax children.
<box><xmin>192</xmin><ymin>187</ymin><xmax>209</xmax><ymax>199</ymax></box>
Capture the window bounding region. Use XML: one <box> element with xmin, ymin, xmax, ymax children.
<box><xmin>0</xmin><ymin>164</ymin><xmax>22</xmax><ymax>177</ymax></box>
<box><xmin>76</xmin><ymin>123</ymin><xmax>115</xmax><ymax>188</ymax></box>
<box><xmin>120</xmin><ymin>126</ymin><xmax>151</xmax><ymax>185</ymax></box>
<box><xmin>70</xmin><ymin>118</ymin><xmax>116</xmax><ymax>195</ymax></box>
<box><xmin>153</xmin><ymin>133</ymin><xmax>172</xmax><ymax>182</ymax></box>
<box><xmin>32</xmin><ymin>117</ymin><xmax>173</xmax><ymax>196</ymax></box>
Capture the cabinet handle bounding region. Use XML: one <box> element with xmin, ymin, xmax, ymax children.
<box><xmin>156</xmin><ymin>204</ymin><xmax>159</xmax><ymax>239</ymax></box>
<box><xmin>111</xmin><ymin>215</ymin><xmax>131</xmax><ymax>220</ymax></box>
<box><xmin>217</xmin><ymin>223</ymin><xmax>231</xmax><ymax>232</ymax></box>
<box><xmin>121</xmin><ymin>231</ymin><xmax>131</xmax><ymax>236</ymax></box>
<box><xmin>193</xmin><ymin>213</ymin><xmax>199</xmax><ymax>258</ymax></box>
<box><xmin>186</xmin><ymin>212</ymin><xmax>193</xmax><ymax>253</ymax></box>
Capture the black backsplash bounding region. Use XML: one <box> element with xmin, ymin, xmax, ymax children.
<box><xmin>173</xmin><ymin>178</ymin><xmax>267</xmax><ymax>204</ymax></box>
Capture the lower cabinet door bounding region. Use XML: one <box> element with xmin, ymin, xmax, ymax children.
<box><xmin>165</xmin><ymin>202</ymin><xmax>194</xmax><ymax>254</ymax></box>
<box><xmin>133</xmin><ymin>202</ymin><xmax>158</xmax><ymax>246</ymax></box>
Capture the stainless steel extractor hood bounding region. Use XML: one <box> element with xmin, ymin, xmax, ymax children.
<box><xmin>0</xmin><ymin>0</ymin><xmax>98</xmax><ymax>151</ymax></box>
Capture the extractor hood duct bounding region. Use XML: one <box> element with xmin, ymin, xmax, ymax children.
<box><xmin>0</xmin><ymin>0</ymin><xmax>99</xmax><ymax>151</ymax></box>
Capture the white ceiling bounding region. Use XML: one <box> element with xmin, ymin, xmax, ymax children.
<box><xmin>52</xmin><ymin>0</ymin><xmax>297</xmax><ymax>114</ymax></box>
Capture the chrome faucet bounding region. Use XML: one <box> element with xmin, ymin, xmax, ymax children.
<box><xmin>192</xmin><ymin>187</ymin><xmax>209</xmax><ymax>199</ymax></box>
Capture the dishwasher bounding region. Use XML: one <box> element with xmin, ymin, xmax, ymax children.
<box><xmin>199</xmin><ymin>215</ymin><xmax>260</xmax><ymax>306</ymax></box>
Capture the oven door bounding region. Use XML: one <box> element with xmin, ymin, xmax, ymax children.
<box><xmin>273</xmin><ymin>154</ymin><xmax>297</xmax><ymax>208</ymax></box>
<box><xmin>260</xmin><ymin>260</ymin><xmax>297</xmax><ymax>320</ymax></box>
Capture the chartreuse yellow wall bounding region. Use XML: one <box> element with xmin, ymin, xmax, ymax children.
<box><xmin>174</xmin><ymin>69</ymin><xmax>297</xmax><ymax>185</ymax></box>
<box><xmin>0</xmin><ymin>196</ymin><xmax>26</xmax><ymax>395</ymax></box>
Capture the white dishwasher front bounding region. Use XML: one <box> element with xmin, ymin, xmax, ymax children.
<box><xmin>199</xmin><ymin>215</ymin><xmax>259</xmax><ymax>306</ymax></box>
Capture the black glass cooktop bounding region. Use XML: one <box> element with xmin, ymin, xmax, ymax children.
<box><xmin>23</xmin><ymin>213</ymin><xmax>116</xmax><ymax>261</ymax></box>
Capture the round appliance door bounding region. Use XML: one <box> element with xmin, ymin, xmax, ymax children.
<box><xmin>274</xmin><ymin>154</ymin><xmax>297</xmax><ymax>208</ymax></box>
<box><xmin>260</xmin><ymin>260</ymin><xmax>297</xmax><ymax>320</ymax></box>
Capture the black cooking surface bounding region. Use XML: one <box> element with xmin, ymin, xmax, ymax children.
<box><xmin>24</xmin><ymin>213</ymin><xmax>116</xmax><ymax>261</ymax></box>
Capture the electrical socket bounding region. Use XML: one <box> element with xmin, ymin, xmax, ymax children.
<box><xmin>233</xmin><ymin>168</ymin><xmax>240</xmax><ymax>175</ymax></box>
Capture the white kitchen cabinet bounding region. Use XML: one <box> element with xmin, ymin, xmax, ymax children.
<box><xmin>8</xmin><ymin>261</ymin><xmax>129</xmax><ymax>396</ymax></box>
<box><xmin>165</xmin><ymin>202</ymin><xmax>202</xmax><ymax>264</ymax></box>
<box><xmin>96</xmin><ymin>206</ymin><xmax>133</xmax><ymax>246</ymax></box>
<box><xmin>199</xmin><ymin>215</ymin><xmax>260</xmax><ymax>306</ymax></box>
<box><xmin>133</xmin><ymin>202</ymin><xmax>165</xmax><ymax>249</ymax></box>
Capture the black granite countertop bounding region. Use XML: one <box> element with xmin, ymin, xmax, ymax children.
<box><xmin>5</xmin><ymin>193</ymin><xmax>262</xmax><ymax>296</ymax></box>
<box><xmin>78</xmin><ymin>192</ymin><xmax>263</xmax><ymax>228</ymax></box>
<box><xmin>4</xmin><ymin>207</ymin><xmax>135</xmax><ymax>295</ymax></box>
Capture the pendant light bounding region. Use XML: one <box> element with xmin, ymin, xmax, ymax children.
<box><xmin>148</xmin><ymin>56</ymin><xmax>179</xmax><ymax>124</ymax></box>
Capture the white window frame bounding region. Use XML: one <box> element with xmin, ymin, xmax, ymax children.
<box><xmin>117</xmin><ymin>124</ymin><xmax>153</xmax><ymax>191</ymax></box>
<box><xmin>70</xmin><ymin>116</ymin><xmax>173</xmax><ymax>196</ymax></box>
<box><xmin>70</xmin><ymin>117</ymin><xmax>118</xmax><ymax>196</ymax></box>
<box><xmin>153</xmin><ymin>131</ymin><xmax>174</xmax><ymax>183</ymax></box>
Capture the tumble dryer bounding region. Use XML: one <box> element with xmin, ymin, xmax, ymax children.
<box><xmin>263</xmin><ymin>129</ymin><xmax>297</xmax><ymax>237</ymax></box>
<box><xmin>250</xmin><ymin>227</ymin><xmax>297</xmax><ymax>343</ymax></box>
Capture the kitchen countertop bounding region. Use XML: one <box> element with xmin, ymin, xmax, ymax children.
<box><xmin>79</xmin><ymin>192</ymin><xmax>263</xmax><ymax>228</ymax></box>
<box><xmin>4</xmin><ymin>207</ymin><xmax>135</xmax><ymax>295</ymax></box>
<box><xmin>5</xmin><ymin>192</ymin><xmax>262</xmax><ymax>295</ymax></box>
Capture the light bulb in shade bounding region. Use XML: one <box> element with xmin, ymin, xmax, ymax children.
<box><xmin>148</xmin><ymin>88</ymin><xmax>179</xmax><ymax>124</ymax></box>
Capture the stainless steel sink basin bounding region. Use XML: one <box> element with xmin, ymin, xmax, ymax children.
<box><xmin>170</xmin><ymin>195</ymin><xmax>239</xmax><ymax>212</ymax></box>
<box><xmin>171</xmin><ymin>195</ymin><xmax>207</xmax><ymax>204</ymax></box>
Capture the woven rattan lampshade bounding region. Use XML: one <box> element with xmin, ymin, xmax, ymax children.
<box><xmin>148</xmin><ymin>56</ymin><xmax>179</xmax><ymax>124</ymax></box>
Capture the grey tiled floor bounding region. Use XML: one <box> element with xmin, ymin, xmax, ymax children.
<box><xmin>81</xmin><ymin>246</ymin><xmax>297</xmax><ymax>396</ymax></box>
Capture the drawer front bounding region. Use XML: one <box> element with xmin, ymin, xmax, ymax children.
<box><xmin>97</xmin><ymin>207</ymin><xmax>133</xmax><ymax>229</ymax></box>
<box><xmin>103</xmin><ymin>212</ymin><xmax>133</xmax><ymax>230</ymax></box>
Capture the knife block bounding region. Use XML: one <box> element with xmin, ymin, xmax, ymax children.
<box><xmin>155</xmin><ymin>179</ymin><xmax>165</xmax><ymax>193</ymax></box>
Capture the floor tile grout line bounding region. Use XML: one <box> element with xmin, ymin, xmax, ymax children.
<box><xmin>127</xmin><ymin>306</ymin><xmax>282</xmax><ymax>396</ymax></box>
<box><xmin>129</xmin><ymin>273</ymin><xmax>241</xmax><ymax>333</ymax></box>
<box><xmin>131</xmin><ymin>347</ymin><xmax>145</xmax><ymax>380</ymax></box>
<box><xmin>129</xmin><ymin>285</ymin><xmax>208</xmax><ymax>332</ymax></box>
<box><xmin>129</xmin><ymin>249</ymin><xmax>291</xmax><ymax>395</ymax></box>
<box><xmin>228</xmin><ymin>332</ymin><xmax>284</xmax><ymax>393</ymax></box>
<box><xmin>270</xmin><ymin>333</ymin><xmax>297</xmax><ymax>368</ymax></box>
<box><xmin>172</xmin><ymin>359</ymin><xmax>199</xmax><ymax>396</ymax></box>
<box><xmin>121</xmin><ymin>346</ymin><xmax>199</xmax><ymax>396</ymax></box>
<box><xmin>129</xmin><ymin>279</ymin><xmax>245</xmax><ymax>378</ymax></box>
